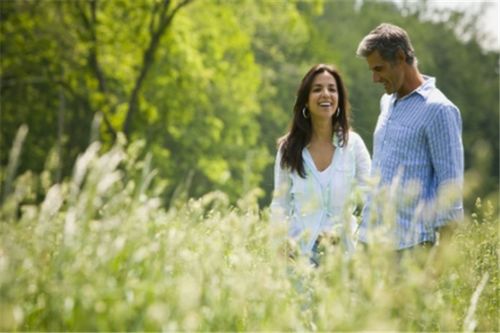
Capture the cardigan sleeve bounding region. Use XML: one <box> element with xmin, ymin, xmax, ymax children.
<box><xmin>269</xmin><ymin>147</ymin><xmax>292</xmax><ymax>224</ymax></box>
<box><xmin>352</xmin><ymin>132</ymin><xmax>371</xmax><ymax>188</ymax></box>
<box><xmin>350</xmin><ymin>132</ymin><xmax>372</xmax><ymax>208</ymax></box>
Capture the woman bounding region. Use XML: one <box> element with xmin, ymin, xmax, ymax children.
<box><xmin>270</xmin><ymin>64</ymin><xmax>371</xmax><ymax>262</ymax></box>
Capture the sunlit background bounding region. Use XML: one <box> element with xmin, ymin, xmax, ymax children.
<box><xmin>0</xmin><ymin>1</ymin><xmax>498</xmax><ymax>330</ymax></box>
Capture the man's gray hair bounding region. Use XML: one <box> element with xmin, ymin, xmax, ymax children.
<box><xmin>356</xmin><ymin>23</ymin><xmax>416</xmax><ymax>65</ymax></box>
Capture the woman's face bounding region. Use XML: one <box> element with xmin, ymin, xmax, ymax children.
<box><xmin>306</xmin><ymin>71</ymin><xmax>339</xmax><ymax>121</ymax></box>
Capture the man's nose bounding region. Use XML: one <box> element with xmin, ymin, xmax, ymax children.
<box><xmin>372</xmin><ymin>72</ymin><xmax>380</xmax><ymax>83</ymax></box>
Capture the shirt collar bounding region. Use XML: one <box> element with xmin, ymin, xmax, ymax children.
<box><xmin>415</xmin><ymin>75</ymin><xmax>435</xmax><ymax>98</ymax></box>
<box><xmin>391</xmin><ymin>75</ymin><xmax>435</xmax><ymax>103</ymax></box>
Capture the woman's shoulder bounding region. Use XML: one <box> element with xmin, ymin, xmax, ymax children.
<box><xmin>347</xmin><ymin>131</ymin><xmax>365</xmax><ymax>146</ymax></box>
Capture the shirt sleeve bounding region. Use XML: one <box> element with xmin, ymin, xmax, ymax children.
<box><xmin>426</xmin><ymin>104</ymin><xmax>464</xmax><ymax>227</ymax></box>
<box><xmin>269</xmin><ymin>147</ymin><xmax>292</xmax><ymax>224</ymax></box>
<box><xmin>352</xmin><ymin>133</ymin><xmax>372</xmax><ymax>188</ymax></box>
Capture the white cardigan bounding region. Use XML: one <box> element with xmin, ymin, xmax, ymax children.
<box><xmin>270</xmin><ymin>131</ymin><xmax>371</xmax><ymax>254</ymax></box>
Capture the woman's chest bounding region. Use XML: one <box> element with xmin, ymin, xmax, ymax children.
<box><xmin>291</xmin><ymin>152</ymin><xmax>355</xmax><ymax>204</ymax></box>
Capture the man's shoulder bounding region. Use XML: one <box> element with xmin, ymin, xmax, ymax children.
<box><xmin>425</xmin><ymin>86</ymin><xmax>458</xmax><ymax>111</ymax></box>
<box><xmin>422</xmin><ymin>87</ymin><xmax>462</xmax><ymax>125</ymax></box>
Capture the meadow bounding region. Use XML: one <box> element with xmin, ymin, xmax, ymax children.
<box><xmin>0</xmin><ymin>133</ymin><xmax>497</xmax><ymax>331</ymax></box>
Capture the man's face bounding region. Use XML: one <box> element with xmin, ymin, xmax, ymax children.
<box><xmin>366</xmin><ymin>50</ymin><xmax>404</xmax><ymax>95</ymax></box>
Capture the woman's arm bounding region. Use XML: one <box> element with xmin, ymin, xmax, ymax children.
<box><xmin>269</xmin><ymin>148</ymin><xmax>292</xmax><ymax>223</ymax></box>
<box><xmin>352</xmin><ymin>132</ymin><xmax>371</xmax><ymax>187</ymax></box>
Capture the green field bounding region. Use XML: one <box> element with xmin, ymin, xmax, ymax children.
<box><xmin>1</xmin><ymin>139</ymin><xmax>497</xmax><ymax>331</ymax></box>
<box><xmin>2</xmin><ymin>1</ymin><xmax>498</xmax><ymax>330</ymax></box>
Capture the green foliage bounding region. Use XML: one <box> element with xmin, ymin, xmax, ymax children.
<box><xmin>140</xmin><ymin>1</ymin><xmax>272</xmax><ymax>200</ymax></box>
<box><xmin>0</xmin><ymin>142</ymin><xmax>497</xmax><ymax>331</ymax></box>
<box><xmin>1</xmin><ymin>1</ymin><xmax>498</xmax><ymax>207</ymax></box>
<box><xmin>445</xmin><ymin>198</ymin><xmax>499</xmax><ymax>332</ymax></box>
<box><xmin>1</xmin><ymin>1</ymin><xmax>498</xmax><ymax>330</ymax></box>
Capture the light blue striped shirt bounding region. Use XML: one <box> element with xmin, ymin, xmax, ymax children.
<box><xmin>359</xmin><ymin>76</ymin><xmax>464</xmax><ymax>249</ymax></box>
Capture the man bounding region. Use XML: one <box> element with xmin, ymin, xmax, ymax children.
<box><xmin>356</xmin><ymin>23</ymin><xmax>464</xmax><ymax>250</ymax></box>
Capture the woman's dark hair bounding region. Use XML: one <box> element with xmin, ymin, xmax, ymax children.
<box><xmin>278</xmin><ymin>64</ymin><xmax>351</xmax><ymax>178</ymax></box>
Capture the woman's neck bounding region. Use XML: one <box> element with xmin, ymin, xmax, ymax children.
<box><xmin>310</xmin><ymin>118</ymin><xmax>333</xmax><ymax>144</ymax></box>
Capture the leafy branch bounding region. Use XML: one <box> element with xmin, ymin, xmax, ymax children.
<box><xmin>123</xmin><ymin>0</ymin><xmax>195</xmax><ymax>137</ymax></box>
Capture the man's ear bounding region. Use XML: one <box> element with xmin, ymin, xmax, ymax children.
<box><xmin>396</xmin><ymin>48</ymin><xmax>406</xmax><ymax>64</ymax></box>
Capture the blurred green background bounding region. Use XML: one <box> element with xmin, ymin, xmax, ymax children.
<box><xmin>1</xmin><ymin>0</ymin><xmax>498</xmax><ymax>211</ymax></box>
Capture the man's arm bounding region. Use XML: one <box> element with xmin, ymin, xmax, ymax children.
<box><xmin>426</xmin><ymin>103</ymin><xmax>464</xmax><ymax>229</ymax></box>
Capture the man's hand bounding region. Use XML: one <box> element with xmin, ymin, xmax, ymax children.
<box><xmin>436</xmin><ymin>222</ymin><xmax>458</xmax><ymax>246</ymax></box>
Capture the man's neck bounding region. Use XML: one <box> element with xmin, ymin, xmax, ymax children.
<box><xmin>397</xmin><ymin>66</ymin><xmax>425</xmax><ymax>99</ymax></box>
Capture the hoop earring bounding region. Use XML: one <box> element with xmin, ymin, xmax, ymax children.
<box><xmin>335</xmin><ymin>107</ymin><xmax>341</xmax><ymax>118</ymax></box>
<box><xmin>302</xmin><ymin>107</ymin><xmax>309</xmax><ymax>119</ymax></box>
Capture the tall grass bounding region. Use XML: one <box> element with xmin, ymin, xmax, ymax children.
<box><xmin>0</xmin><ymin>132</ymin><xmax>497</xmax><ymax>331</ymax></box>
